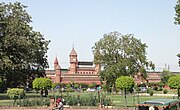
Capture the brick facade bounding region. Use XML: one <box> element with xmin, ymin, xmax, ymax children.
<box><xmin>46</xmin><ymin>48</ymin><xmax>101</xmax><ymax>84</ymax></box>
<box><xmin>46</xmin><ymin>48</ymin><xmax>165</xmax><ymax>85</ymax></box>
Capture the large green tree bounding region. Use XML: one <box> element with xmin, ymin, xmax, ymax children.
<box><xmin>168</xmin><ymin>75</ymin><xmax>180</xmax><ymax>99</ymax></box>
<box><xmin>0</xmin><ymin>2</ymin><xmax>50</xmax><ymax>91</ymax></box>
<box><xmin>175</xmin><ymin>0</ymin><xmax>180</xmax><ymax>25</ymax></box>
<box><xmin>116</xmin><ymin>76</ymin><xmax>134</xmax><ymax>107</ymax></box>
<box><xmin>92</xmin><ymin>32</ymin><xmax>154</xmax><ymax>91</ymax></box>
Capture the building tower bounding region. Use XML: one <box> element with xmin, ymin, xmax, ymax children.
<box><xmin>54</xmin><ymin>57</ymin><xmax>59</xmax><ymax>70</ymax></box>
<box><xmin>69</xmin><ymin>47</ymin><xmax>78</xmax><ymax>74</ymax></box>
<box><xmin>55</xmin><ymin>63</ymin><xmax>61</xmax><ymax>83</ymax></box>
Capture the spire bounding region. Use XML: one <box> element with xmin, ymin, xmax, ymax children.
<box><xmin>70</xmin><ymin>47</ymin><xmax>77</xmax><ymax>56</ymax></box>
<box><xmin>54</xmin><ymin>57</ymin><xmax>59</xmax><ymax>64</ymax></box>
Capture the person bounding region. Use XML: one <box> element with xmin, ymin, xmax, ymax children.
<box><xmin>56</xmin><ymin>98</ymin><xmax>63</xmax><ymax>110</ymax></box>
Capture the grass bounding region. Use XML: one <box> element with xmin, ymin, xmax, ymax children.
<box><xmin>0</xmin><ymin>90</ymin><xmax>178</xmax><ymax>108</ymax></box>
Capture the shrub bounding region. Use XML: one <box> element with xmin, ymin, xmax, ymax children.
<box><xmin>158</xmin><ymin>87</ymin><xmax>163</xmax><ymax>91</ymax></box>
<box><xmin>82</xmin><ymin>88</ymin><xmax>87</xmax><ymax>91</ymax></box>
<box><xmin>7</xmin><ymin>88</ymin><xmax>25</xmax><ymax>99</ymax></box>
<box><xmin>16</xmin><ymin>97</ymin><xmax>50</xmax><ymax>106</ymax></box>
<box><xmin>153</xmin><ymin>86</ymin><xmax>158</xmax><ymax>91</ymax></box>
<box><xmin>163</xmin><ymin>89</ymin><xmax>168</xmax><ymax>94</ymax></box>
<box><xmin>7</xmin><ymin>88</ymin><xmax>26</xmax><ymax>105</ymax></box>
<box><xmin>149</xmin><ymin>90</ymin><xmax>154</xmax><ymax>96</ymax></box>
<box><xmin>147</xmin><ymin>88</ymin><xmax>151</xmax><ymax>93</ymax></box>
<box><xmin>63</xmin><ymin>93</ymin><xmax>113</xmax><ymax>106</ymax></box>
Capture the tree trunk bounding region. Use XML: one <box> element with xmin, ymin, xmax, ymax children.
<box><xmin>178</xmin><ymin>88</ymin><xmax>180</xmax><ymax>99</ymax></box>
<box><xmin>41</xmin><ymin>90</ymin><xmax>43</xmax><ymax>96</ymax></box>
<box><xmin>124</xmin><ymin>89</ymin><xmax>127</xmax><ymax>107</ymax></box>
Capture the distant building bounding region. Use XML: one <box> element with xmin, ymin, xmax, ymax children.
<box><xmin>45</xmin><ymin>47</ymin><xmax>101</xmax><ymax>84</ymax></box>
<box><xmin>46</xmin><ymin>48</ymin><xmax>178</xmax><ymax>85</ymax></box>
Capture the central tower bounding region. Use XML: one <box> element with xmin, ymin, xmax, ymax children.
<box><xmin>69</xmin><ymin>47</ymin><xmax>78</xmax><ymax>74</ymax></box>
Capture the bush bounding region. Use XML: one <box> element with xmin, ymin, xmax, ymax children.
<box><xmin>163</xmin><ymin>89</ymin><xmax>168</xmax><ymax>94</ymax></box>
<box><xmin>16</xmin><ymin>97</ymin><xmax>50</xmax><ymax>106</ymax></box>
<box><xmin>158</xmin><ymin>87</ymin><xmax>163</xmax><ymax>91</ymax></box>
<box><xmin>147</xmin><ymin>88</ymin><xmax>151</xmax><ymax>93</ymax></box>
<box><xmin>7</xmin><ymin>88</ymin><xmax>26</xmax><ymax>106</ymax></box>
<box><xmin>149</xmin><ymin>90</ymin><xmax>154</xmax><ymax>96</ymax></box>
<box><xmin>63</xmin><ymin>93</ymin><xmax>113</xmax><ymax>106</ymax></box>
<box><xmin>7</xmin><ymin>88</ymin><xmax>26</xmax><ymax>99</ymax></box>
<box><xmin>153</xmin><ymin>86</ymin><xmax>158</xmax><ymax>91</ymax></box>
<box><xmin>82</xmin><ymin>88</ymin><xmax>87</xmax><ymax>91</ymax></box>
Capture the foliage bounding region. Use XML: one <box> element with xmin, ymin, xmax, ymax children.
<box><xmin>175</xmin><ymin>0</ymin><xmax>180</xmax><ymax>25</ymax></box>
<box><xmin>33</xmin><ymin>78</ymin><xmax>52</xmax><ymax>91</ymax></box>
<box><xmin>88</xmin><ymin>82</ymin><xmax>97</xmax><ymax>89</ymax></box>
<box><xmin>79</xmin><ymin>83</ymin><xmax>88</xmax><ymax>88</ymax></box>
<box><xmin>0</xmin><ymin>78</ymin><xmax>6</xmax><ymax>92</ymax></box>
<box><xmin>16</xmin><ymin>97</ymin><xmax>50</xmax><ymax>106</ymax></box>
<box><xmin>153</xmin><ymin>86</ymin><xmax>158</xmax><ymax>91</ymax></box>
<box><xmin>64</xmin><ymin>88</ymin><xmax>74</xmax><ymax>92</ymax></box>
<box><xmin>32</xmin><ymin>77</ymin><xmax>52</xmax><ymax>96</ymax></box>
<box><xmin>63</xmin><ymin>93</ymin><xmax>113</xmax><ymax>106</ymax></box>
<box><xmin>163</xmin><ymin>89</ymin><xmax>168</xmax><ymax>94</ymax></box>
<box><xmin>7</xmin><ymin>88</ymin><xmax>26</xmax><ymax>105</ymax></box>
<box><xmin>116</xmin><ymin>76</ymin><xmax>134</xmax><ymax>107</ymax></box>
<box><xmin>149</xmin><ymin>90</ymin><xmax>154</xmax><ymax>96</ymax></box>
<box><xmin>177</xmin><ymin>54</ymin><xmax>180</xmax><ymax>67</ymax></box>
<box><xmin>92</xmin><ymin>31</ymin><xmax>154</xmax><ymax>91</ymax></box>
<box><xmin>147</xmin><ymin>88</ymin><xmax>151</xmax><ymax>93</ymax></box>
<box><xmin>168</xmin><ymin>75</ymin><xmax>180</xmax><ymax>98</ymax></box>
<box><xmin>74</xmin><ymin>83</ymin><xmax>80</xmax><ymax>89</ymax></box>
<box><xmin>116</xmin><ymin>76</ymin><xmax>134</xmax><ymax>91</ymax></box>
<box><xmin>7</xmin><ymin>88</ymin><xmax>25</xmax><ymax>99</ymax></box>
<box><xmin>161</xmin><ymin>70</ymin><xmax>173</xmax><ymax>84</ymax></box>
<box><xmin>148</xmin><ymin>82</ymin><xmax>164</xmax><ymax>88</ymax></box>
<box><xmin>0</xmin><ymin>2</ymin><xmax>50</xmax><ymax>91</ymax></box>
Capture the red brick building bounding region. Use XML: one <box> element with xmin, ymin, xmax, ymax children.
<box><xmin>45</xmin><ymin>47</ymin><xmax>101</xmax><ymax>84</ymax></box>
<box><xmin>46</xmin><ymin>48</ymin><xmax>164</xmax><ymax>85</ymax></box>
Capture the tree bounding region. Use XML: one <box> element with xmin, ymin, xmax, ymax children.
<box><xmin>161</xmin><ymin>70</ymin><xmax>173</xmax><ymax>84</ymax></box>
<box><xmin>32</xmin><ymin>77</ymin><xmax>52</xmax><ymax>96</ymax></box>
<box><xmin>175</xmin><ymin>0</ymin><xmax>180</xmax><ymax>25</ymax></box>
<box><xmin>92</xmin><ymin>32</ymin><xmax>154</xmax><ymax>92</ymax></box>
<box><xmin>0</xmin><ymin>2</ymin><xmax>50</xmax><ymax>91</ymax></box>
<box><xmin>168</xmin><ymin>75</ymin><xmax>180</xmax><ymax>99</ymax></box>
<box><xmin>116</xmin><ymin>76</ymin><xmax>134</xmax><ymax>107</ymax></box>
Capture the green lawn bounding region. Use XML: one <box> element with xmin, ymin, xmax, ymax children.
<box><xmin>0</xmin><ymin>91</ymin><xmax>177</xmax><ymax>108</ymax></box>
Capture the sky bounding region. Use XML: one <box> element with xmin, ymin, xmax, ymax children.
<box><xmin>3</xmin><ymin>0</ymin><xmax>180</xmax><ymax>71</ymax></box>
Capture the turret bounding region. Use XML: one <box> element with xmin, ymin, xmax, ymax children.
<box><xmin>55</xmin><ymin>64</ymin><xmax>61</xmax><ymax>83</ymax></box>
<box><xmin>54</xmin><ymin>57</ymin><xmax>59</xmax><ymax>70</ymax></box>
<box><xmin>69</xmin><ymin>47</ymin><xmax>78</xmax><ymax>74</ymax></box>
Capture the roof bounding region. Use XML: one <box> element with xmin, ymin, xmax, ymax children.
<box><xmin>138</xmin><ymin>99</ymin><xmax>179</xmax><ymax>107</ymax></box>
<box><xmin>54</xmin><ymin>57</ymin><xmax>59</xmax><ymax>64</ymax></box>
<box><xmin>78</xmin><ymin>61</ymin><xmax>93</xmax><ymax>65</ymax></box>
<box><xmin>70</xmin><ymin>47</ymin><xmax>77</xmax><ymax>56</ymax></box>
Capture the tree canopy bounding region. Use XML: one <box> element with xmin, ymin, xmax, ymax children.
<box><xmin>0</xmin><ymin>2</ymin><xmax>50</xmax><ymax>91</ymax></box>
<box><xmin>175</xmin><ymin>0</ymin><xmax>180</xmax><ymax>25</ymax></box>
<box><xmin>168</xmin><ymin>75</ymin><xmax>180</xmax><ymax>99</ymax></box>
<box><xmin>33</xmin><ymin>77</ymin><xmax>52</xmax><ymax>96</ymax></box>
<box><xmin>92</xmin><ymin>32</ymin><xmax>154</xmax><ymax>91</ymax></box>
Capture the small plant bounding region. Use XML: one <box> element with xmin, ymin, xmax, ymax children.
<box><xmin>163</xmin><ymin>89</ymin><xmax>168</xmax><ymax>94</ymax></box>
<box><xmin>147</xmin><ymin>88</ymin><xmax>151</xmax><ymax>93</ymax></box>
<box><xmin>153</xmin><ymin>86</ymin><xmax>158</xmax><ymax>91</ymax></box>
<box><xmin>149</xmin><ymin>90</ymin><xmax>154</xmax><ymax>96</ymax></box>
